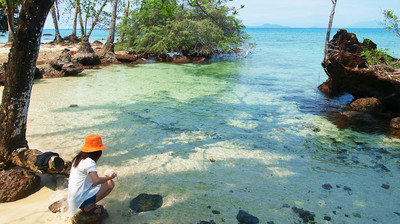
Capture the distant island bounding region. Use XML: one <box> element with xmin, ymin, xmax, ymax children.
<box><xmin>247</xmin><ymin>20</ymin><xmax>381</xmax><ymax>29</ymax></box>
<box><xmin>248</xmin><ymin>23</ymin><xmax>290</xmax><ymax>28</ymax></box>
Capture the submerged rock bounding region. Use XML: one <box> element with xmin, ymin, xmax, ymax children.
<box><xmin>322</xmin><ymin>184</ymin><xmax>333</xmax><ymax>190</ymax></box>
<box><xmin>0</xmin><ymin>169</ymin><xmax>41</xmax><ymax>202</ymax></box>
<box><xmin>236</xmin><ymin>210</ymin><xmax>259</xmax><ymax>224</ymax></box>
<box><xmin>129</xmin><ymin>193</ymin><xmax>163</xmax><ymax>213</ymax></box>
<box><xmin>292</xmin><ymin>207</ymin><xmax>315</xmax><ymax>223</ymax></box>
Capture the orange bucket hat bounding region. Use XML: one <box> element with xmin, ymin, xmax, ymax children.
<box><xmin>81</xmin><ymin>134</ymin><xmax>106</xmax><ymax>152</ymax></box>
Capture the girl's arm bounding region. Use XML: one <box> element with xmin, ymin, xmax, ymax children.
<box><xmin>88</xmin><ymin>171</ymin><xmax>116</xmax><ymax>186</ymax></box>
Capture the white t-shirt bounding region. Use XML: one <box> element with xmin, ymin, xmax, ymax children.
<box><xmin>67</xmin><ymin>158</ymin><xmax>101</xmax><ymax>215</ymax></box>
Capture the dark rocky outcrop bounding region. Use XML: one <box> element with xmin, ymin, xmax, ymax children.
<box><xmin>62</xmin><ymin>62</ymin><xmax>83</xmax><ymax>75</ymax></box>
<box><xmin>39</xmin><ymin>49</ymin><xmax>83</xmax><ymax>78</ymax></box>
<box><xmin>129</xmin><ymin>193</ymin><xmax>163</xmax><ymax>213</ymax></box>
<box><xmin>73</xmin><ymin>41</ymin><xmax>101</xmax><ymax>66</ymax></box>
<box><xmin>236</xmin><ymin>210</ymin><xmax>260</xmax><ymax>224</ymax></box>
<box><xmin>0</xmin><ymin>169</ymin><xmax>41</xmax><ymax>202</ymax></box>
<box><xmin>320</xmin><ymin>29</ymin><xmax>400</xmax><ymax>112</ymax></box>
<box><xmin>62</xmin><ymin>35</ymin><xmax>81</xmax><ymax>43</ymax></box>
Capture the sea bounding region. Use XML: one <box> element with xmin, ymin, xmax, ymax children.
<box><xmin>1</xmin><ymin>28</ymin><xmax>400</xmax><ymax>224</ymax></box>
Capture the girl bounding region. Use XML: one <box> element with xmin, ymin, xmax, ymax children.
<box><xmin>68</xmin><ymin>134</ymin><xmax>116</xmax><ymax>215</ymax></box>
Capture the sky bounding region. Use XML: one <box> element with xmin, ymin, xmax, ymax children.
<box><xmin>44</xmin><ymin>0</ymin><xmax>399</xmax><ymax>29</ymax></box>
<box><xmin>226</xmin><ymin>0</ymin><xmax>399</xmax><ymax>28</ymax></box>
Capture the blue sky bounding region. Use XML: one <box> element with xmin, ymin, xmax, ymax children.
<box><xmin>227</xmin><ymin>0</ymin><xmax>399</xmax><ymax>28</ymax></box>
<box><xmin>44</xmin><ymin>0</ymin><xmax>399</xmax><ymax>29</ymax></box>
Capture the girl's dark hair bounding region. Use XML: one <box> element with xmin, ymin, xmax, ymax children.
<box><xmin>72</xmin><ymin>151</ymin><xmax>102</xmax><ymax>167</ymax></box>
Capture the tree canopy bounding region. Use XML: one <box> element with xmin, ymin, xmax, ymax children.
<box><xmin>383</xmin><ymin>10</ymin><xmax>400</xmax><ymax>38</ymax></box>
<box><xmin>117</xmin><ymin>0</ymin><xmax>249</xmax><ymax>57</ymax></box>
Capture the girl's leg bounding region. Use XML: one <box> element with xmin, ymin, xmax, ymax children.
<box><xmin>83</xmin><ymin>180</ymin><xmax>115</xmax><ymax>213</ymax></box>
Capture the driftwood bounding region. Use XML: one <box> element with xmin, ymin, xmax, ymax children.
<box><xmin>11</xmin><ymin>148</ymin><xmax>70</xmax><ymax>175</ymax></box>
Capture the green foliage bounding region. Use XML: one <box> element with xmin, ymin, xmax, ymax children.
<box><xmin>382</xmin><ymin>10</ymin><xmax>400</xmax><ymax>38</ymax></box>
<box><xmin>117</xmin><ymin>0</ymin><xmax>249</xmax><ymax>57</ymax></box>
<box><xmin>362</xmin><ymin>39</ymin><xmax>400</xmax><ymax>71</ymax></box>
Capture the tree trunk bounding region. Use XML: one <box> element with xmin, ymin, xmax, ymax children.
<box><xmin>50</xmin><ymin>6</ymin><xmax>63</xmax><ymax>43</ymax></box>
<box><xmin>118</xmin><ymin>0</ymin><xmax>130</xmax><ymax>43</ymax></box>
<box><xmin>0</xmin><ymin>0</ymin><xmax>54</xmax><ymax>166</ymax></box>
<box><xmin>72</xmin><ymin>0</ymin><xmax>78</xmax><ymax>36</ymax></box>
<box><xmin>77</xmin><ymin>0</ymin><xmax>86</xmax><ymax>39</ymax></box>
<box><xmin>6</xmin><ymin>6</ymin><xmax>15</xmax><ymax>43</ymax></box>
<box><xmin>102</xmin><ymin>0</ymin><xmax>118</xmax><ymax>53</ymax></box>
<box><xmin>324</xmin><ymin>0</ymin><xmax>337</xmax><ymax>63</ymax></box>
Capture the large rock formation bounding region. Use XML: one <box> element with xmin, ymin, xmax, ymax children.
<box><xmin>0</xmin><ymin>169</ymin><xmax>41</xmax><ymax>202</ymax></box>
<box><xmin>320</xmin><ymin>29</ymin><xmax>400</xmax><ymax>112</ymax></box>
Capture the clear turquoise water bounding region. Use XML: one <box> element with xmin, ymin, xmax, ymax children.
<box><xmin>3</xmin><ymin>28</ymin><xmax>400</xmax><ymax>223</ymax></box>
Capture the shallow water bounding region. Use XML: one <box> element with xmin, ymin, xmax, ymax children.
<box><xmin>2</xmin><ymin>28</ymin><xmax>400</xmax><ymax>223</ymax></box>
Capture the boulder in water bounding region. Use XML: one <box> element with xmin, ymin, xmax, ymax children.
<box><xmin>129</xmin><ymin>193</ymin><xmax>163</xmax><ymax>213</ymax></box>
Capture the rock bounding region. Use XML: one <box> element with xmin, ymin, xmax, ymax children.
<box><xmin>192</xmin><ymin>57</ymin><xmax>207</xmax><ymax>64</ymax></box>
<box><xmin>71</xmin><ymin>208</ymin><xmax>108</xmax><ymax>224</ymax></box>
<box><xmin>37</xmin><ymin>64</ymin><xmax>64</xmax><ymax>78</ymax></box>
<box><xmin>49</xmin><ymin>48</ymin><xmax>72</xmax><ymax>70</ymax></box>
<box><xmin>0</xmin><ymin>169</ymin><xmax>41</xmax><ymax>202</ymax></box>
<box><xmin>341</xmin><ymin>111</ymin><xmax>375</xmax><ymax>123</ymax></box>
<box><xmin>73</xmin><ymin>52</ymin><xmax>101</xmax><ymax>66</ymax></box>
<box><xmin>62</xmin><ymin>62</ymin><xmax>83</xmax><ymax>75</ymax></box>
<box><xmin>62</xmin><ymin>35</ymin><xmax>81</xmax><ymax>43</ymax></box>
<box><xmin>129</xmin><ymin>193</ymin><xmax>163</xmax><ymax>213</ymax></box>
<box><xmin>92</xmin><ymin>40</ymin><xmax>103</xmax><ymax>46</ymax></box>
<box><xmin>198</xmin><ymin>221</ymin><xmax>216</xmax><ymax>224</ymax></box>
<box><xmin>48</xmin><ymin>198</ymin><xmax>68</xmax><ymax>213</ymax></box>
<box><xmin>320</xmin><ymin>29</ymin><xmax>400</xmax><ymax>112</ymax></box>
<box><xmin>381</xmin><ymin>184</ymin><xmax>390</xmax><ymax>189</ymax></box>
<box><xmin>211</xmin><ymin>210</ymin><xmax>220</xmax><ymax>214</ymax></box>
<box><xmin>390</xmin><ymin>117</ymin><xmax>400</xmax><ymax>129</ymax></box>
<box><xmin>173</xmin><ymin>55</ymin><xmax>191</xmax><ymax>63</ymax></box>
<box><xmin>292</xmin><ymin>207</ymin><xmax>315</xmax><ymax>222</ymax></box>
<box><xmin>116</xmin><ymin>54</ymin><xmax>138</xmax><ymax>63</ymax></box>
<box><xmin>73</xmin><ymin>41</ymin><xmax>101</xmax><ymax>66</ymax></box>
<box><xmin>322</xmin><ymin>184</ymin><xmax>333</xmax><ymax>190</ymax></box>
<box><xmin>324</xmin><ymin>216</ymin><xmax>332</xmax><ymax>221</ymax></box>
<box><xmin>348</xmin><ymin>97</ymin><xmax>383</xmax><ymax>113</ymax></box>
<box><xmin>236</xmin><ymin>210</ymin><xmax>259</xmax><ymax>224</ymax></box>
<box><xmin>100</xmin><ymin>51</ymin><xmax>117</xmax><ymax>64</ymax></box>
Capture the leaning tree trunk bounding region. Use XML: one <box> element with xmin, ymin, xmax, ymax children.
<box><xmin>118</xmin><ymin>0</ymin><xmax>130</xmax><ymax>43</ymax></box>
<box><xmin>50</xmin><ymin>6</ymin><xmax>63</xmax><ymax>43</ymax></box>
<box><xmin>323</xmin><ymin>0</ymin><xmax>337</xmax><ymax>63</ymax></box>
<box><xmin>0</xmin><ymin>0</ymin><xmax>54</xmax><ymax>166</ymax></box>
<box><xmin>102</xmin><ymin>0</ymin><xmax>118</xmax><ymax>53</ymax></box>
<box><xmin>6</xmin><ymin>6</ymin><xmax>15</xmax><ymax>43</ymax></box>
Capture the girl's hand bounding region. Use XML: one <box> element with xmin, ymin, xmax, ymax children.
<box><xmin>104</xmin><ymin>169</ymin><xmax>117</xmax><ymax>179</ymax></box>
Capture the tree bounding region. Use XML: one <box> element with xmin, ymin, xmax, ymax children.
<box><xmin>0</xmin><ymin>0</ymin><xmax>21</xmax><ymax>43</ymax></box>
<box><xmin>0</xmin><ymin>0</ymin><xmax>52</xmax><ymax>165</ymax></box>
<box><xmin>117</xmin><ymin>0</ymin><xmax>129</xmax><ymax>42</ymax></box>
<box><xmin>118</xmin><ymin>0</ymin><xmax>248</xmax><ymax>57</ymax></box>
<box><xmin>102</xmin><ymin>0</ymin><xmax>118</xmax><ymax>53</ymax></box>
<box><xmin>382</xmin><ymin>10</ymin><xmax>400</xmax><ymax>38</ymax></box>
<box><xmin>324</xmin><ymin>0</ymin><xmax>337</xmax><ymax>62</ymax></box>
<box><xmin>50</xmin><ymin>3</ymin><xmax>63</xmax><ymax>43</ymax></box>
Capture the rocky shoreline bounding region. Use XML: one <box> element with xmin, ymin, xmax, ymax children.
<box><xmin>320</xmin><ymin>29</ymin><xmax>400</xmax><ymax>136</ymax></box>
